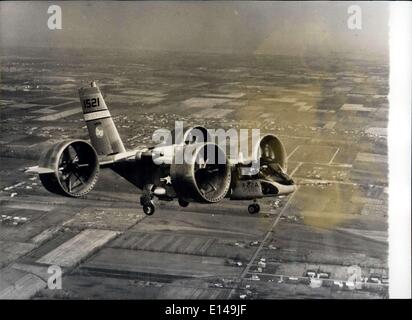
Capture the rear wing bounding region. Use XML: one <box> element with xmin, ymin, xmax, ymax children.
<box><xmin>25</xmin><ymin>148</ymin><xmax>148</xmax><ymax>174</ymax></box>
<box><xmin>98</xmin><ymin>150</ymin><xmax>142</xmax><ymax>166</ymax></box>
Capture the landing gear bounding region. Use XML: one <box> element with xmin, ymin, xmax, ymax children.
<box><xmin>143</xmin><ymin>201</ymin><xmax>155</xmax><ymax>216</ymax></box>
<box><xmin>248</xmin><ymin>203</ymin><xmax>260</xmax><ymax>214</ymax></box>
<box><xmin>141</xmin><ymin>184</ymin><xmax>156</xmax><ymax>216</ymax></box>
<box><xmin>178</xmin><ymin>199</ymin><xmax>189</xmax><ymax>208</ymax></box>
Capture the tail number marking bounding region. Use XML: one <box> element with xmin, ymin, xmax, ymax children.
<box><xmin>83</xmin><ymin>98</ymin><xmax>100</xmax><ymax>109</ymax></box>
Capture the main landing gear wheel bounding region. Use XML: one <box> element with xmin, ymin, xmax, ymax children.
<box><xmin>178</xmin><ymin>199</ymin><xmax>189</xmax><ymax>208</ymax></box>
<box><xmin>248</xmin><ymin>203</ymin><xmax>260</xmax><ymax>214</ymax></box>
<box><xmin>143</xmin><ymin>201</ymin><xmax>155</xmax><ymax>216</ymax></box>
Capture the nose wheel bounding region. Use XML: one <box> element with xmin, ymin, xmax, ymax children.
<box><xmin>248</xmin><ymin>203</ymin><xmax>260</xmax><ymax>214</ymax></box>
<box><xmin>178</xmin><ymin>199</ymin><xmax>189</xmax><ymax>208</ymax></box>
<box><xmin>141</xmin><ymin>185</ymin><xmax>156</xmax><ymax>216</ymax></box>
<box><xmin>142</xmin><ymin>201</ymin><xmax>155</xmax><ymax>216</ymax></box>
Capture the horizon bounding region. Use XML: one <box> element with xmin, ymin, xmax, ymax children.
<box><xmin>0</xmin><ymin>1</ymin><xmax>389</xmax><ymax>58</ymax></box>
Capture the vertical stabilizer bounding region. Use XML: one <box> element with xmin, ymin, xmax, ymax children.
<box><xmin>78</xmin><ymin>81</ymin><xmax>126</xmax><ymax>156</ymax></box>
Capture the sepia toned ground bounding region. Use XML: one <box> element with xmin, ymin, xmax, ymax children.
<box><xmin>0</xmin><ymin>47</ymin><xmax>388</xmax><ymax>299</ymax></box>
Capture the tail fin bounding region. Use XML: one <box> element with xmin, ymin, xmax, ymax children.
<box><xmin>79</xmin><ymin>81</ymin><xmax>126</xmax><ymax>156</ymax></box>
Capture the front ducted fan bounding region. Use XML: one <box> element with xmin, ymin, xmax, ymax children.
<box><xmin>170</xmin><ymin>143</ymin><xmax>231</xmax><ymax>203</ymax></box>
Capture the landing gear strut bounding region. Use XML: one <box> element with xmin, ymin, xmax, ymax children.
<box><xmin>248</xmin><ymin>203</ymin><xmax>260</xmax><ymax>214</ymax></box>
<box><xmin>141</xmin><ymin>184</ymin><xmax>156</xmax><ymax>216</ymax></box>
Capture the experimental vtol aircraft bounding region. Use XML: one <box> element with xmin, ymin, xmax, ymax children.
<box><xmin>26</xmin><ymin>82</ymin><xmax>296</xmax><ymax>215</ymax></box>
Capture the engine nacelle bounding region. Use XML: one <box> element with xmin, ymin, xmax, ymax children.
<box><xmin>253</xmin><ymin>134</ymin><xmax>287</xmax><ymax>172</ymax></box>
<box><xmin>38</xmin><ymin>140</ymin><xmax>99</xmax><ymax>197</ymax></box>
<box><xmin>230</xmin><ymin>134</ymin><xmax>294</xmax><ymax>200</ymax></box>
<box><xmin>170</xmin><ymin>143</ymin><xmax>231</xmax><ymax>203</ymax></box>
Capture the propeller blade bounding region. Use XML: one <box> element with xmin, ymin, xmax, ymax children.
<box><xmin>73</xmin><ymin>172</ymin><xmax>86</xmax><ymax>185</ymax></box>
<box><xmin>207</xmin><ymin>182</ymin><xmax>217</xmax><ymax>192</ymax></box>
<box><xmin>67</xmin><ymin>175</ymin><xmax>72</xmax><ymax>193</ymax></box>
<box><xmin>61</xmin><ymin>148</ymin><xmax>71</xmax><ymax>164</ymax></box>
<box><xmin>76</xmin><ymin>163</ymin><xmax>89</xmax><ymax>168</ymax></box>
<box><xmin>200</xmin><ymin>182</ymin><xmax>217</xmax><ymax>194</ymax></box>
<box><xmin>67</xmin><ymin>145</ymin><xmax>77</xmax><ymax>161</ymax></box>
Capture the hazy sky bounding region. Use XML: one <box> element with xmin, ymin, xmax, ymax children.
<box><xmin>0</xmin><ymin>1</ymin><xmax>389</xmax><ymax>56</ymax></box>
